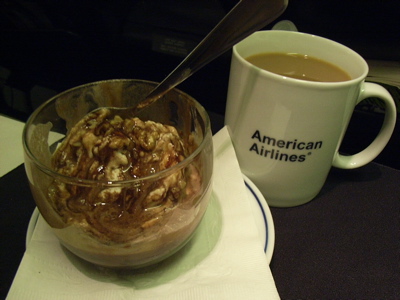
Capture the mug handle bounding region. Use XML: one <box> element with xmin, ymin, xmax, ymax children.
<box><xmin>333</xmin><ymin>82</ymin><xmax>397</xmax><ymax>169</ymax></box>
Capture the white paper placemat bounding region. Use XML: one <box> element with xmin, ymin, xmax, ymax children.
<box><xmin>0</xmin><ymin>115</ymin><xmax>25</xmax><ymax>177</ymax></box>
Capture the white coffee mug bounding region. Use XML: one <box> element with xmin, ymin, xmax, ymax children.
<box><xmin>225</xmin><ymin>30</ymin><xmax>397</xmax><ymax>207</ymax></box>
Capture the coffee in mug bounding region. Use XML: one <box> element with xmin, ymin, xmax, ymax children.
<box><xmin>225</xmin><ymin>30</ymin><xmax>397</xmax><ymax>207</ymax></box>
<box><xmin>245</xmin><ymin>52</ymin><xmax>351</xmax><ymax>82</ymax></box>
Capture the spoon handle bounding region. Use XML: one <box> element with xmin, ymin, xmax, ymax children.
<box><xmin>137</xmin><ymin>0</ymin><xmax>288</xmax><ymax>110</ymax></box>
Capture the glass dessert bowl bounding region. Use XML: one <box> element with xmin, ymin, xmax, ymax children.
<box><xmin>23</xmin><ymin>79</ymin><xmax>213</xmax><ymax>268</ymax></box>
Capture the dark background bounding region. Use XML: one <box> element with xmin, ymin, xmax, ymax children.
<box><xmin>1</xmin><ymin>0</ymin><xmax>399</xmax><ymax>168</ymax></box>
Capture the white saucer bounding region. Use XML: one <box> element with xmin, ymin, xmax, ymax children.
<box><xmin>243</xmin><ymin>174</ymin><xmax>275</xmax><ymax>263</ymax></box>
<box><xmin>26</xmin><ymin>175</ymin><xmax>275</xmax><ymax>263</ymax></box>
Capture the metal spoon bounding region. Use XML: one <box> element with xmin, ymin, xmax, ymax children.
<box><xmin>111</xmin><ymin>0</ymin><xmax>288</xmax><ymax>117</ymax></box>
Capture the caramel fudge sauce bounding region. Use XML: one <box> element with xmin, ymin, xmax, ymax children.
<box><xmin>49</xmin><ymin>108</ymin><xmax>203</xmax><ymax>251</ymax></box>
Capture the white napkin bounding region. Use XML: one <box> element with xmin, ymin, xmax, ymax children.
<box><xmin>7</xmin><ymin>126</ymin><xmax>280</xmax><ymax>300</ymax></box>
